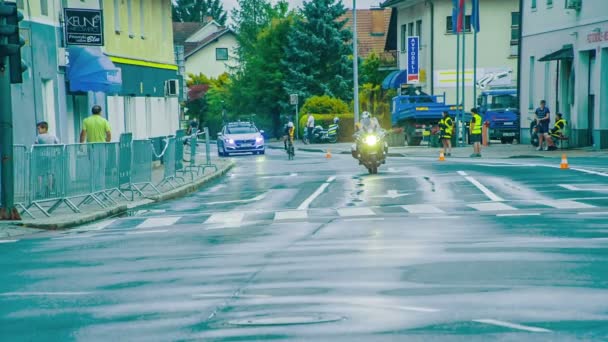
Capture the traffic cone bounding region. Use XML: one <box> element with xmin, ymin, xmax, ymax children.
<box><xmin>560</xmin><ymin>153</ymin><xmax>569</xmax><ymax>169</ymax></box>
<box><xmin>439</xmin><ymin>149</ymin><xmax>446</xmax><ymax>161</ymax></box>
<box><xmin>326</xmin><ymin>148</ymin><xmax>332</xmax><ymax>159</ymax></box>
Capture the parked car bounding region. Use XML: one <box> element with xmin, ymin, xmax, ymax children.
<box><xmin>217</xmin><ymin>121</ymin><xmax>265</xmax><ymax>156</ymax></box>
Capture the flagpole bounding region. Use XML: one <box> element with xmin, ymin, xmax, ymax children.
<box><xmin>473</xmin><ymin>1</ymin><xmax>478</xmax><ymax>111</ymax></box>
<box><xmin>460</xmin><ymin>0</ymin><xmax>466</xmax><ymax>148</ymax></box>
<box><xmin>456</xmin><ymin>21</ymin><xmax>461</xmax><ymax>146</ymax></box>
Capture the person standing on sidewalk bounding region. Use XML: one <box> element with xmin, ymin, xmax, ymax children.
<box><xmin>306</xmin><ymin>113</ymin><xmax>315</xmax><ymax>142</ymax></box>
<box><xmin>80</xmin><ymin>105</ymin><xmax>111</xmax><ymax>143</ymax></box>
<box><xmin>34</xmin><ymin>121</ymin><xmax>60</xmax><ymax>145</ymax></box>
<box><xmin>439</xmin><ymin>111</ymin><xmax>453</xmax><ymax>156</ymax></box>
<box><xmin>535</xmin><ymin>100</ymin><xmax>550</xmax><ymax>151</ymax></box>
<box><xmin>470</xmin><ymin>108</ymin><xmax>482</xmax><ymax>157</ymax></box>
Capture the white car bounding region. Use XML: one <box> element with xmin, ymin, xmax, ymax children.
<box><xmin>217</xmin><ymin>122</ymin><xmax>265</xmax><ymax>156</ymax></box>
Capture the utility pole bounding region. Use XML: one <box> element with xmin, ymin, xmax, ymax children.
<box><xmin>352</xmin><ymin>0</ymin><xmax>359</xmax><ymax>127</ymax></box>
<box><xmin>0</xmin><ymin>1</ymin><xmax>26</xmax><ymax>220</ymax></box>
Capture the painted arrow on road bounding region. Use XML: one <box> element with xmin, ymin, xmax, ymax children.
<box><xmin>205</xmin><ymin>193</ymin><xmax>267</xmax><ymax>205</ymax></box>
<box><xmin>371</xmin><ymin>190</ymin><xmax>412</xmax><ymax>199</ymax></box>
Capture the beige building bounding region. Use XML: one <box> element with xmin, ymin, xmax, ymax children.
<box><xmin>382</xmin><ymin>0</ymin><xmax>520</xmax><ymax>111</ymax></box>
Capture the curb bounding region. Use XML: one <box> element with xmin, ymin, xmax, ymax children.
<box><xmin>16</xmin><ymin>161</ymin><xmax>236</xmax><ymax>230</ymax></box>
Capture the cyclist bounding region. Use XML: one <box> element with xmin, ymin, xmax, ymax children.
<box><xmin>284</xmin><ymin>121</ymin><xmax>295</xmax><ymax>151</ymax></box>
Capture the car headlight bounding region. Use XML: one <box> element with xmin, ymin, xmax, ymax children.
<box><xmin>365</xmin><ymin>135</ymin><xmax>378</xmax><ymax>146</ymax></box>
<box><xmin>256</xmin><ymin>136</ymin><xmax>264</xmax><ymax>143</ymax></box>
<box><xmin>225</xmin><ymin>138</ymin><xmax>235</xmax><ymax>144</ymax></box>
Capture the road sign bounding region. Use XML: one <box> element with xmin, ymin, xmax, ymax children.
<box><xmin>290</xmin><ymin>94</ymin><xmax>298</xmax><ymax>105</ymax></box>
<box><xmin>64</xmin><ymin>8</ymin><xmax>104</xmax><ymax>46</ymax></box>
<box><xmin>407</xmin><ymin>36</ymin><xmax>419</xmax><ymax>84</ymax></box>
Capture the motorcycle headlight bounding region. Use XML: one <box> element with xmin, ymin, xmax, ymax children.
<box><xmin>365</xmin><ymin>135</ymin><xmax>378</xmax><ymax>146</ymax></box>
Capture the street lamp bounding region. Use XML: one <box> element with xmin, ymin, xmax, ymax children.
<box><xmin>352</xmin><ymin>0</ymin><xmax>359</xmax><ymax>127</ymax></box>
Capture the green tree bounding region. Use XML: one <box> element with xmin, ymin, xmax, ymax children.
<box><xmin>282</xmin><ymin>0</ymin><xmax>353</xmax><ymax>102</ymax></box>
<box><xmin>172</xmin><ymin>0</ymin><xmax>227</xmax><ymax>25</ymax></box>
<box><xmin>185</xmin><ymin>73</ymin><xmax>231</xmax><ymax>135</ymax></box>
<box><xmin>301</xmin><ymin>95</ymin><xmax>349</xmax><ymax>115</ymax></box>
<box><xmin>231</xmin><ymin>0</ymin><xmax>277</xmax><ymax>62</ymax></box>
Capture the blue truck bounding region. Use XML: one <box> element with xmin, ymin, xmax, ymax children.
<box><xmin>477</xmin><ymin>88</ymin><xmax>519</xmax><ymax>144</ymax></box>
<box><xmin>390</xmin><ymin>86</ymin><xmax>468</xmax><ymax>146</ymax></box>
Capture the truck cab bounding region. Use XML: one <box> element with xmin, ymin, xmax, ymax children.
<box><xmin>477</xmin><ymin>88</ymin><xmax>519</xmax><ymax>144</ymax></box>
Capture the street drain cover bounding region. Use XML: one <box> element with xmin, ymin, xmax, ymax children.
<box><xmin>228</xmin><ymin>313</ymin><xmax>345</xmax><ymax>326</ymax></box>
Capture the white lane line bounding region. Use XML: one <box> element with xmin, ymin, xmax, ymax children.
<box><xmin>559</xmin><ymin>184</ymin><xmax>581</xmax><ymax>191</ymax></box>
<box><xmin>496</xmin><ymin>213</ymin><xmax>541</xmax><ymax>217</ymax></box>
<box><xmin>473</xmin><ymin>319</ymin><xmax>552</xmax><ymax>333</ymax></box>
<box><xmin>343</xmin><ymin>217</ymin><xmax>385</xmax><ymax>222</ymax></box>
<box><xmin>126</xmin><ymin>230</ymin><xmax>169</xmax><ymax>235</ymax></box>
<box><xmin>536</xmin><ymin>200</ymin><xmax>596</xmax><ymax>209</ymax></box>
<box><xmin>458</xmin><ymin>171</ymin><xmax>504</xmax><ymax>202</ymax></box>
<box><xmin>72</xmin><ymin>219</ymin><xmax>117</xmax><ymax>232</ymax></box>
<box><xmin>337</xmin><ymin>207</ymin><xmax>376</xmax><ymax>217</ymax></box>
<box><xmin>578</xmin><ymin>211</ymin><xmax>608</xmax><ymax>216</ymax></box>
<box><xmin>205</xmin><ymin>212</ymin><xmax>245</xmax><ymax>225</ymax></box>
<box><xmin>419</xmin><ymin>216</ymin><xmax>461</xmax><ymax>220</ymax></box>
<box><xmin>297</xmin><ymin>176</ymin><xmax>336</xmax><ymax>210</ymax></box>
<box><xmin>559</xmin><ymin>184</ymin><xmax>608</xmax><ymax>192</ymax></box>
<box><xmin>0</xmin><ymin>239</ymin><xmax>18</xmax><ymax>244</ymax></box>
<box><xmin>468</xmin><ymin>202</ymin><xmax>516</xmax><ymax>211</ymax></box>
<box><xmin>402</xmin><ymin>204</ymin><xmax>445</xmax><ymax>214</ymax></box>
<box><xmin>571</xmin><ymin>168</ymin><xmax>608</xmax><ymax>177</ymax></box>
<box><xmin>52</xmin><ymin>235</ymin><xmax>96</xmax><ymax>240</ymax></box>
<box><xmin>205</xmin><ymin>193</ymin><xmax>267</xmax><ymax>205</ymax></box>
<box><xmin>0</xmin><ymin>292</ymin><xmax>92</xmax><ymax>296</ymax></box>
<box><xmin>274</xmin><ymin>210</ymin><xmax>308</xmax><ymax>221</ymax></box>
<box><xmin>137</xmin><ymin>217</ymin><xmax>181</xmax><ymax>229</ymax></box>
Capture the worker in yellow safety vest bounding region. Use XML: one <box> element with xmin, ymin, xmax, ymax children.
<box><xmin>546</xmin><ymin>112</ymin><xmax>566</xmax><ymax>151</ymax></box>
<box><xmin>470</xmin><ymin>108</ymin><xmax>483</xmax><ymax>157</ymax></box>
<box><xmin>438</xmin><ymin>111</ymin><xmax>454</xmax><ymax>156</ymax></box>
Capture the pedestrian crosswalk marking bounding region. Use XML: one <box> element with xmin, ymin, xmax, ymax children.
<box><xmin>468</xmin><ymin>202</ymin><xmax>516</xmax><ymax>212</ymax></box>
<box><xmin>536</xmin><ymin>200</ymin><xmax>596</xmax><ymax>209</ymax></box>
<box><xmin>72</xmin><ymin>219</ymin><xmax>117</xmax><ymax>232</ymax></box>
<box><xmin>274</xmin><ymin>210</ymin><xmax>308</xmax><ymax>220</ymax></box>
<box><xmin>206</xmin><ymin>212</ymin><xmax>245</xmax><ymax>225</ymax></box>
<box><xmin>402</xmin><ymin>204</ymin><xmax>445</xmax><ymax>214</ymax></box>
<box><xmin>337</xmin><ymin>207</ymin><xmax>376</xmax><ymax>217</ymax></box>
<box><xmin>137</xmin><ymin>217</ymin><xmax>180</xmax><ymax>229</ymax></box>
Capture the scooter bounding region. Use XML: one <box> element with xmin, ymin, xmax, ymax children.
<box><xmin>530</xmin><ymin>120</ymin><xmax>539</xmax><ymax>147</ymax></box>
<box><xmin>303</xmin><ymin>124</ymin><xmax>339</xmax><ymax>144</ymax></box>
<box><xmin>351</xmin><ymin>131</ymin><xmax>388</xmax><ymax>175</ymax></box>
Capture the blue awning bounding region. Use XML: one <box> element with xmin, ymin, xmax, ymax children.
<box><xmin>381</xmin><ymin>70</ymin><xmax>408</xmax><ymax>89</ymax></box>
<box><xmin>67</xmin><ymin>47</ymin><xmax>122</xmax><ymax>93</ymax></box>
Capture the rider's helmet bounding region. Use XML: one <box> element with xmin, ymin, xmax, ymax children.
<box><xmin>287</xmin><ymin>122</ymin><xmax>294</xmax><ymax>128</ymax></box>
<box><xmin>333</xmin><ymin>117</ymin><xmax>340</xmax><ymax>124</ymax></box>
<box><xmin>362</xmin><ymin>111</ymin><xmax>370</xmax><ymax>119</ymax></box>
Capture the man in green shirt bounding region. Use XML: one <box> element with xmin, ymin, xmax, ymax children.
<box><xmin>80</xmin><ymin>105</ymin><xmax>111</xmax><ymax>143</ymax></box>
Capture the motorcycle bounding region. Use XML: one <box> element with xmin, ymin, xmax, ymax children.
<box><xmin>530</xmin><ymin>120</ymin><xmax>540</xmax><ymax>147</ymax></box>
<box><xmin>303</xmin><ymin>124</ymin><xmax>339</xmax><ymax>144</ymax></box>
<box><xmin>351</xmin><ymin>131</ymin><xmax>388</xmax><ymax>174</ymax></box>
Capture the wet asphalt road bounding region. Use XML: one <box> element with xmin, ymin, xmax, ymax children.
<box><xmin>1</xmin><ymin>147</ymin><xmax>608</xmax><ymax>341</ymax></box>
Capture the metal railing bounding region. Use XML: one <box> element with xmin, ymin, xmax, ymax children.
<box><xmin>2</xmin><ymin>128</ymin><xmax>217</xmax><ymax>219</ymax></box>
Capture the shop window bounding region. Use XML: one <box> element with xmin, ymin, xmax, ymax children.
<box><xmin>216</xmin><ymin>48</ymin><xmax>228</xmax><ymax>61</ymax></box>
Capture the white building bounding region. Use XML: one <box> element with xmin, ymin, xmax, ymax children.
<box><xmin>382</xmin><ymin>0</ymin><xmax>520</xmax><ymax>111</ymax></box>
<box><xmin>520</xmin><ymin>0</ymin><xmax>608</xmax><ymax>149</ymax></box>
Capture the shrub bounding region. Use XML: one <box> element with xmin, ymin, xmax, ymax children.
<box><xmin>301</xmin><ymin>95</ymin><xmax>349</xmax><ymax>116</ymax></box>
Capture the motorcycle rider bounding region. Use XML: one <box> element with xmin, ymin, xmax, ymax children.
<box><xmin>352</xmin><ymin>111</ymin><xmax>383</xmax><ymax>160</ymax></box>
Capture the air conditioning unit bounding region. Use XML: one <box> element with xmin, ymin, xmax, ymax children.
<box><xmin>165</xmin><ymin>79</ymin><xmax>179</xmax><ymax>97</ymax></box>
<box><xmin>565</xmin><ymin>0</ymin><xmax>582</xmax><ymax>10</ymax></box>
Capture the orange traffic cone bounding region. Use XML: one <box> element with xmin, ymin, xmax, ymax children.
<box><xmin>560</xmin><ymin>153</ymin><xmax>569</xmax><ymax>169</ymax></box>
<box><xmin>326</xmin><ymin>148</ymin><xmax>332</xmax><ymax>159</ymax></box>
<box><xmin>439</xmin><ymin>149</ymin><xmax>446</xmax><ymax>161</ymax></box>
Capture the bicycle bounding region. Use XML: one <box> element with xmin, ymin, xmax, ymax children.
<box><xmin>286</xmin><ymin>138</ymin><xmax>295</xmax><ymax>160</ymax></box>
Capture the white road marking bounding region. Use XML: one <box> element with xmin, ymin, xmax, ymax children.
<box><xmin>571</xmin><ymin>168</ymin><xmax>608</xmax><ymax>177</ymax></box>
<box><xmin>371</xmin><ymin>190</ymin><xmax>411</xmax><ymax>199</ymax></box>
<box><xmin>559</xmin><ymin>184</ymin><xmax>608</xmax><ymax>192</ymax></box>
<box><xmin>536</xmin><ymin>200</ymin><xmax>596</xmax><ymax>209</ymax></box>
<box><xmin>0</xmin><ymin>239</ymin><xmax>18</xmax><ymax>244</ymax></box>
<box><xmin>578</xmin><ymin>211</ymin><xmax>608</xmax><ymax>216</ymax></box>
<box><xmin>205</xmin><ymin>193</ymin><xmax>267</xmax><ymax>205</ymax></box>
<box><xmin>559</xmin><ymin>184</ymin><xmax>581</xmax><ymax>191</ymax></box>
<box><xmin>473</xmin><ymin>319</ymin><xmax>552</xmax><ymax>333</ymax></box>
<box><xmin>126</xmin><ymin>229</ymin><xmax>169</xmax><ymax>235</ymax></box>
<box><xmin>496</xmin><ymin>213</ymin><xmax>541</xmax><ymax>217</ymax></box>
<box><xmin>297</xmin><ymin>176</ymin><xmax>336</xmax><ymax>210</ymax></box>
<box><xmin>261</xmin><ymin>173</ymin><xmax>298</xmax><ymax>179</ymax></box>
<box><xmin>274</xmin><ymin>210</ymin><xmax>308</xmax><ymax>220</ymax></box>
<box><xmin>337</xmin><ymin>207</ymin><xmax>376</xmax><ymax>217</ymax></box>
<box><xmin>468</xmin><ymin>202</ymin><xmax>516</xmax><ymax>211</ymax></box>
<box><xmin>402</xmin><ymin>204</ymin><xmax>445</xmax><ymax>214</ymax></box>
<box><xmin>206</xmin><ymin>212</ymin><xmax>245</xmax><ymax>225</ymax></box>
<box><xmin>137</xmin><ymin>217</ymin><xmax>181</xmax><ymax>229</ymax></box>
<box><xmin>343</xmin><ymin>217</ymin><xmax>385</xmax><ymax>222</ymax></box>
<box><xmin>418</xmin><ymin>216</ymin><xmax>461</xmax><ymax>220</ymax></box>
<box><xmin>458</xmin><ymin>171</ymin><xmax>505</xmax><ymax>202</ymax></box>
<box><xmin>72</xmin><ymin>219</ymin><xmax>117</xmax><ymax>232</ymax></box>
<box><xmin>0</xmin><ymin>292</ymin><xmax>92</xmax><ymax>296</ymax></box>
<box><xmin>52</xmin><ymin>235</ymin><xmax>96</xmax><ymax>240</ymax></box>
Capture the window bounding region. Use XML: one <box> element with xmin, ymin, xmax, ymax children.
<box><xmin>40</xmin><ymin>0</ymin><xmax>48</xmax><ymax>16</ymax></box>
<box><xmin>400</xmin><ymin>24</ymin><xmax>407</xmax><ymax>51</ymax></box>
<box><xmin>529</xmin><ymin>56</ymin><xmax>535</xmax><ymax>110</ymax></box>
<box><xmin>416</xmin><ymin>20</ymin><xmax>422</xmax><ymax>46</ymax></box>
<box><xmin>140</xmin><ymin>0</ymin><xmax>145</xmax><ymax>38</ymax></box>
<box><xmin>547</xmin><ymin>0</ymin><xmax>553</xmax><ymax>7</ymax></box>
<box><xmin>113</xmin><ymin>0</ymin><xmax>121</xmax><ymax>32</ymax></box>
<box><xmin>408</xmin><ymin>22</ymin><xmax>414</xmax><ymax>38</ymax></box>
<box><xmin>511</xmin><ymin>12</ymin><xmax>520</xmax><ymax>42</ymax></box>
<box><xmin>446</xmin><ymin>15</ymin><xmax>472</xmax><ymax>33</ymax></box>
<box><xmin>532</xmin><ymin>0</ymin><xmax>537</xmax><ymax>9</ymax></box>
<box><xmin>216</xmin><ymin>48</ymin><xmax>228</xmax><ymax>61</ymax></box>
<box><xmin>127</xmin><ymin>0</ymin><xmax>134</xmax><ymax>38</ymax></box>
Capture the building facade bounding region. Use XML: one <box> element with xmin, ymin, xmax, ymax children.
<box><xmin>382</xmin><ymin>0</ymin><xmax>520</xmax><ymax>111</ymax></box>
<box><xmin>520</xmin><ymin>0</ymin><xmax>608</xmax><ymax>149</ymax></box>
<box><xmin>10</xmin><ymin>0</ymin><xmax>180</xmax><ymax>145</ymax></box>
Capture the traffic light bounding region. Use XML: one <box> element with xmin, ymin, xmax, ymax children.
<box><xmin>0</xmin><ymin>1</ymin><xmax>26</xmax><ymax>84</ymax></box>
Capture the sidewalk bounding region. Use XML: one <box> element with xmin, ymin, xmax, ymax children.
<box><xmin>268</xmin><ymin>141</ymin><xmax>608</xmax><ymax>159</ymax></box>
<box><xmin>0</xmin><ymin>152</ymin><xmax>234</xmax><ymax>236</ymax></box>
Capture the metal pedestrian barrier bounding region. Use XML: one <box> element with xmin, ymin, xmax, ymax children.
<box><xmin>8</xmin><ymin>127</ymin><xmax>217</xmax><ymax>219</ymax></box>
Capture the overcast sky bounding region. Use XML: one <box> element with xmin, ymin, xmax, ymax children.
<box><xmin>221</xmin><ymin>0</ymin><xmax>385</xmax><ymax>14</ymax></box>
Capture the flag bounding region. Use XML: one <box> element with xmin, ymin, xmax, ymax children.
<box><xmin>452</xmin><ymin>0</ymin><xmax>465</xmax><ymax>33</ymax></box>
<box><xmin>457</xmin><ymin>0</ymin><xmax>465</xmax><ymax>33</ymax></box>
<box><xmin>471</xmin><ymin>0</ymin><xmax>481</xmax><ymax>32</ymax></box>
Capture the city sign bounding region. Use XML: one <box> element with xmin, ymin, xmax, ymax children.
<box><xmin>64</xmin><ymin>8</ymin><xmax>104</xmax><ymax>46</ymax></box>
<box><xmin>407</xmin><ymin>36</ymin><xmax>419</xmax><ymax>84</ymax></box>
